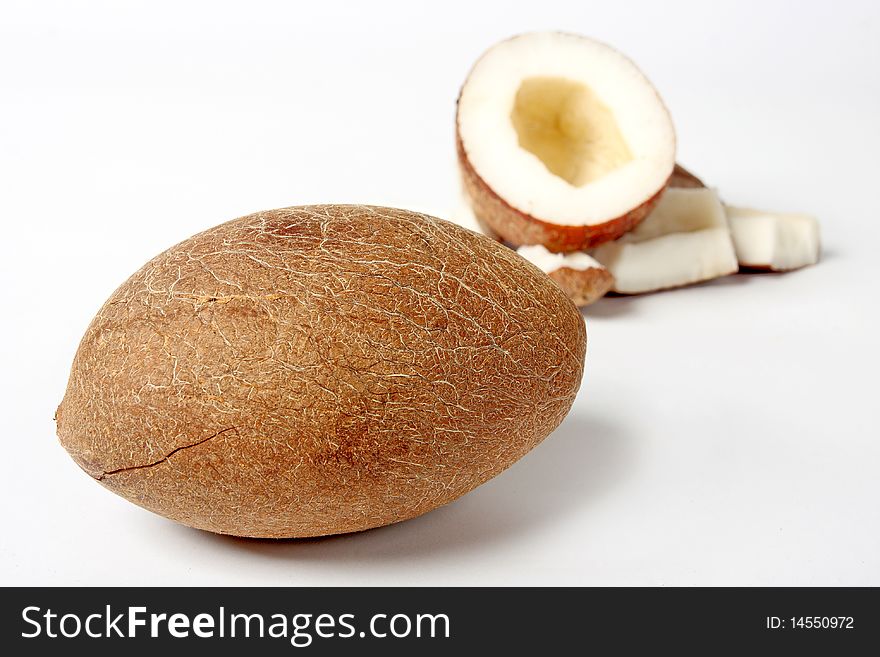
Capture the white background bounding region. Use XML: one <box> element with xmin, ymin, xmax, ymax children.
<box><xmin>1</xmin><ymin>0</ymin><xmax>878</xmax><ymax>586</ymax></box>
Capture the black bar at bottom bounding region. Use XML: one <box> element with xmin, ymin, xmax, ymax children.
<box><xmin>2</xmin><ymin>587</ymin><xmax>877</xmax><ymax>654</ymax></box>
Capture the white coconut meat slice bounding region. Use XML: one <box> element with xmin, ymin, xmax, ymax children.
<box><xmin>726</xmin><ymin>206</ymin><xmax>820</xmax><ymax>271</ymax></box>
<box><xmin>457</xmin><ymin>31</ymin><xmax>676</xmax><ymax>253</ymax></box>
<box><xmin>517</xmin><ymin>245</ymin><xmax>604</xmax><ymax>274</ymax></box>
<box><xmin>517</xmin><ymin>245</ymin><xmax>614</xmax><ymax>307</ymax></box>
<box><xmin>592</xmin><ymin>187</ymin><xmax>738</xmax><ymax>294</ymax></box>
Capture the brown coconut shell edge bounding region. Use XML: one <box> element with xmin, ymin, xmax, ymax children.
<box><xmin>456</xmin><ymin>131</ymin><xmax>670</xmax><ymax>253</ymax></box>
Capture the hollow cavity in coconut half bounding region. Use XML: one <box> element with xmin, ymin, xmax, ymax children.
<box><xmin>457</xmin><ymin>31</ymin><xmax>676</xmax><ymax>253</ymax></box>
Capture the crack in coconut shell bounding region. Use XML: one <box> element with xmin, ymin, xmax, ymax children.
<box><xmin>95</xmin><ymin>427</ymin><xmax>238</xmax><ymax>481</ymax></box>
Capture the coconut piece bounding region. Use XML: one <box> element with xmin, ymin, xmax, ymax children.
<box><xmin>592</xmin><ymin>187</ymin><xmax>738</xmax><ymax>294</ymax></box>
<box><xmin>726</xmin><ymin>206</ymin><xmax>820</xmax><ymax>271</ymax></box>
<box><xmin>451</xmin><ymin>202</ymin><xmax>613</xmax><ymax>306</ymax></box>
<box><xmin>456</xmin><ymin>31</ymin><xmax>676</xmax><ymax>252</ymax></box>
<box><xmin>517</xmin><ymin>245</ymin><xmax>613</xmax><ymax>307</ymax></box>
<box><xmin>669</xmin><ymin>163</ymin><xmax>705</xmax><ymax>189</ymax></box>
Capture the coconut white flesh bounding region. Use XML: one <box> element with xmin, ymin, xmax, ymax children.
<box><xmin>726</xmin><ymin>206</ymin><xmax>820</xmax><ymax>271</ymax></box>
<box><xmin>458</xmin><ymin>31</ymin><xmax>675</xmax><ymax>226</ymax></box>
<box><xmin>592</xmin><ymin>188</ymin><xmax>738</xmax><ymax>293</ymax></box>
<box><xmin>516</xmin><ymin>244</ymin><xmax>606</xmax><ymax>275</ymax></box>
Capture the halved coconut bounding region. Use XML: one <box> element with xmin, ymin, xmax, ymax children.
<box><xmin>726</xmin><ymin>206</ymin><xmax>820</xmax><ymax>271</ymax></box>
<box><xmin>592</xmin><ymin>187</ymin><xmax>738</xmax><ymax>293</ymax></box>
<box><xmin>457</xmin><ymin>32</ymin><xmax>676</xmax><ymax>253</ymax></box>
<box><xmin>517</xmin><ymin>245</ymin><xmax>614</xmax><ymax>307</ymax></box>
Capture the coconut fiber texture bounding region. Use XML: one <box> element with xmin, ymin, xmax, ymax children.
<box><xmin>548</xmin><ymin>266</ymin><xmax>615</xmax><ymax>307</ymax></box>
<box><xmin>56</xmin><ymin>205</ymin><xmax>587</xmax><ymax>538</ymax></box>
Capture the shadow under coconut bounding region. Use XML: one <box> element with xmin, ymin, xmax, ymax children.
<box><xmin>186</xmin><ymin>413</ymin><xmax>633</xmax><ymax>564</ymax></box>
<box><xmin>583</xmin><ymin>295</ymin><xmax>640</xmax><ymax>318</ymax></box>
<box><xmin>582</xmin><ymin>269</ymin><xmax>755</xmax><ymax>316</ymax></box>
<box><xmin>591</xmin><ymin>256</ymin><xmax>837</xmax><ymax>306</ymax></box>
